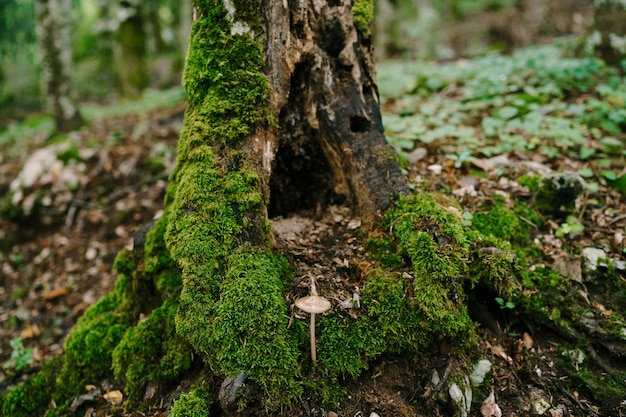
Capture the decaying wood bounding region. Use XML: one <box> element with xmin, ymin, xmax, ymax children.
<box><xmin>253</xmin><ymin>0</ymin><xmax>409</xmax><ymax>227</ymax></box>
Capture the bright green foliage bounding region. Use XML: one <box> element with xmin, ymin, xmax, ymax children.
<box><xmin>54</xmin><ymin>280</ymin><xmax>133</xmax><ymax>402</ymax></box>
<box><xmin>471</xmin><ymin>195</ymin><xmax>539</xmax><ymax>247</ymax></box>
<box><xmin>112</xmin><ymin>298</ymin><xmax>192</xmax><ymax>400</ymax></box>
<box><xmin>1</xmin><ymin>359</ymin><xmax>60</xmax><ymax>417</ymax></box>
<box><xmin>352</xmin><ymin>0</ymin><xmax>374</xmax><ymax>38</ymax></box>
<box><xmin>380</xmin><ymin>45</ymin><xmax>625</xmax><ymax>166</ymax></box>
<box><xmin>181</xmin><ymin>1</ymin><xmax>269</xmax><ymax>143</ymax></box>
<box><xmin>170</xmin><ymin>386</ymin><xmax>213</xmax><ymax>417</ymax></box>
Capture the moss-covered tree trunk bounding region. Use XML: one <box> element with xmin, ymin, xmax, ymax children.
<box><xmin>34</xmin><ymin>0</ymin><xmax>84</xmax><ymax>133</ymax></box>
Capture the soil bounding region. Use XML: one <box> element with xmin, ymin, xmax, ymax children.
<box><xmin>1</xmin><ymin>102</ymin><xmax>625</xmax><ymax>416</ymax></box>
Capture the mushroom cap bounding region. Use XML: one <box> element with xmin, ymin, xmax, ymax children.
<box><xmin>295</xmin><ymin>295</ymin><xmax>331</xmax><ymax>314</ymax></box>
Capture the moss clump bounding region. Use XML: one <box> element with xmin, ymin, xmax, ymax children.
<box><xmin>389</xmin><ymin>194</ymin><xmax>477</xmax><ymax>340</ymax></box>
<box><xmin>112</xmin><ymin>298</ymin><xmax>192</xmax><ymax>400</ymax></box>
<box><xmin>176</xmin><ymin>247</ymin><xmax>302</xmax><ymax>405</ymax></box>
<box><xmin>181</xmin><ymin>2</ymin><xmax>269</xmax><ymax>143</ymax></box>
<box><xmin>170</xmin><ymin>386</ymin><xmax>213</xmax><ymax>417</ymax></box>
<box><xmin>1</xmin><ymin>359</ymin><xmax>60</xmax><ymax>417</ymax></box>
<box><xmin>54</xmin><ymin>277</ymin><xmax>134</xmax><ymax>403</ymax></box>
<box><xmin>352</xmin><ymin>0</ymin><xmax>374</xmax><ymax>38</ymax></box>
<box><xmin>471</xmin><ymin>195</ymin><xmax>539</xmax><ymax>247</ymax></box>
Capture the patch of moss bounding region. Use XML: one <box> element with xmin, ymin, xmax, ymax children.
<box><xmin>170</xmin><ymin>386</ymin><xmax>213</xmax><ymax>417</ymax></box>
<box><xmin>1</xmin><ymin>358</ymin><xmax>60</xmax><ymax>417</ymax></box>
<box><xmin>365</xmin><ymin>234</ymin><xmax>404</xmax><ymax>269</ymax></box>
<box><xmin>388</xmin><ymin>194</ymin><xmax>477</xmax><ymax>342</ymax></box>
<box><xmin>54</xmin><ymin>278</ymin><xmax>133</xmax><ymax>402</ymax></box>
<box><xmin>112</xmin><ymin>298</ymin><xmax>192</xmax><ymax>400</ymax></box>
<box><xmin>517</xmin><ymin>174</ymin><xmax>541</xmax><ymax>192</ymax></box>
<box><xmin>181</xmin><ymin>2</ymin><xmax>269</xmax><ymax>143</ymax></box>
<box><xmin>175</xmin><ymin>246</ymin><xmax>302</xmax><ymax>406</ymax></box>
<box><xmin>471</xmin><ymin>195</ymin><xmax>539</xmax><ymax>247</ymax></box>
<box><xmin>352</xmin><ymin>0</ymin><xmax>374</xmax><ymax>38</ymax></box>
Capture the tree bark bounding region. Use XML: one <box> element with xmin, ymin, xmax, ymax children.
<box><xmin>34</xmin><ymin>0</ymin><xmax>83</xmax><ymax>133</ymax></box>
<box><xmin>262</xmin><ymin>0</ymin><xmax>409</xmax><ymax>225</ymax></box>
<box><xmin>116</xmin><ymin>0</ymin><xmax>149</xmax><ymax>98</ymax></box>
<box><xmin>594</xmin><ymin>0</ymin><xmax>626</xmax><ymax>66</ymax></box>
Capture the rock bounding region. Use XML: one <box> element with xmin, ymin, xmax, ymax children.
<box><xmin>327</xmin><ymin>412</ymin><xmax>339</xmax><ymax>417</ymax></box>
<box><xmin>218</xmin><ymin>372</ymin><xmax>248</xmax><ymax>410</ymax></box>
<box><xmin>582</xmin><ymin>247</ymin><xmax>608</xmax><ymax>271</ymax></box>
<box><xmin>529</xmin><ymin>387</ymin><xmax>551</xmax><ymax>415</ymax></box>
<box><xmin>449</xmin><ymin>376</ymin><xmax>472</xmax><ymax>417</ymax></box>
<box><xmin>534</xmin><ymin>172</ymin><xmax>584</xmax><ymax>214</ymax></box>
<box><xmin>407</xmin><ymin>147</ymin><xmax>428</xmax><ymax>164</ymax></box>
<box><xmin>470</xmin><ymin>359</ymin><xmax>492</xmax><ymax>387</ymax></box>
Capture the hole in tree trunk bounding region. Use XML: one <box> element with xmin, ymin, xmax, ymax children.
<box><xmin>268</xmin><ymin>135</ymin><xmax>346</xmax><ymax>218</ymax></box>
<box><xmin>349</xmin><ymin>115</ymin><xmax>371</xmax><ymax>133</ymax></box>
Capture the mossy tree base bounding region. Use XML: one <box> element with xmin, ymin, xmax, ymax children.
<box><xmin>6</xmin><ymin>1</ymin><xmax>626</xmax><ymax>416</ymax></box>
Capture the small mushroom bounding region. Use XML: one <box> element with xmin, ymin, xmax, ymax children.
<box><xmin>295</xmin><ymin>294</ymin><xmax>331</xmax><ymax>363</ymax></box>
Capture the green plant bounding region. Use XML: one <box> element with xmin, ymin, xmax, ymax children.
<box><xmin>555</xmin><ymin>215</ymin><xmax>585</xmax><ymax>238</ymax></box>
<box><xmin>3</xmin><ymin>337</ymin><xmax>33</xmax><ymax>371</ymax></box>
<box><xmin>495</xmin><ymin>297</ymin><xmax>515</xmax><ymax>309</ymax></box>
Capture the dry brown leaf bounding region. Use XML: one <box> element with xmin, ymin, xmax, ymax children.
<box><xmin>20</xmin><ymin>324</ymin><xmax>41</xmax><ymax>339</ymax></box>
<box><xmin>487</xmin><ymin>342</ymin><xmax>512</xmax><ymax>362</ymax></box>
<box><xmin>43</xmin><ymin>287</ymin><xmax>70</xmax><ymax>300</ymax></box>
<box><xmin>522</xmin><ymin>332</ymin><xmax>533</xmax><ymax>350</ymax></box>
<box><xmin>480</xmin><ymin>390</ymin><xmax>502</xmax><ymax>417</ymax></box>
<box><xmin>103</xmin><ymin>390</ymin><xmax>123</xmax><ymax>406</ymax></box>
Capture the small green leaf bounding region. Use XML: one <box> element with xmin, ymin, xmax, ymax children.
<box><xmin>579</xmin><ymin>146</ymin><xmax>596</xmax><ymax>161</ymax></box>
<box><xmin>601</xmin><ymin>170</ymin><xmax>617</xmax><ymax>181</ymax></box>
<box><xmin>577</xmin><ymin>168</ymin><xmax>594</xmax><ymax>178</ymax></box>
<box><xmin>497</xmin><ymin>106</ymin><xmax>519</xmax><ymax>120</ymax></box>
<box><xmin>600</xmin><ymin>136</ymin><xmax>623</xmax><ymax>154</ymax></box>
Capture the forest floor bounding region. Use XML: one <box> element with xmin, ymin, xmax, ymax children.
<box><xmin>1</xmin><ymin>45</ymin><xmax>626</xmax><ymax>416</ymax></box>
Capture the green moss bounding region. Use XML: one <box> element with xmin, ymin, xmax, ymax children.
<box><xmin>181</xmin><ymin>2</ymin><xmax>269</xmax><ymax>143</ymax></box>
<box><xmin>517</xmin><ymin>174</ymin><xmax>541</xmax><ymax>192</ymax></box>
<box><xmin>55</xmin><ymin>284</ymin><xmax>132</xmax><ymax>402</ymax></box>
<box><xmin>471</xmin><ymin>196</ymin><xmax>539</xmax><ymax>247</ymax></box>
<box><xmin>352</xmin><ymin>0</ymin><xmax>374</xmax><ymax>38</ymax></box>
<box><xmin>170</xmin><ymin>386</ymin><xmax>213</xmax><ymax>417</ymax></box>
<box><xmin>366</xmin><ymin>234</ymin><xmax>404</xmax><ymax>268</ymax></box>
<box><xmin>1</xmin><ymin>359</ymin><xmax>60</xmax><ymax>417</ymax></box>
<box><xmin>112</xmin><ymin>298</ymin><xmax>192</xmax><ymax>400</ymax></box>
<box><xmin>175</xmin><ymin>247</ymin><xmax>302</xmax><ymax>406</ymax></box>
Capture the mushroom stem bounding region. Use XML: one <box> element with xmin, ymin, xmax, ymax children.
<box><xmin>310</xmin><ymin>313</ymin><xmax>317</xmax><ymax>363</ymax></box>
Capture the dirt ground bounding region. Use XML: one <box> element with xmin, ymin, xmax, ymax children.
<box><xmin>1</xmin><ymin>104</ymin><xmax>625</xmax><ymax>416</ymax></box>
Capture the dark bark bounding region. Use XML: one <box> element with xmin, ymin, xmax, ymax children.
<box><xmin>262</xmin><ymin>0</ymin><xmax>409</xmax><ymax>226</ymax></box>
<box><xmin>34</xmin><ymin>0</ymin><xmax>83</xmax><ymax>133</ymax></box>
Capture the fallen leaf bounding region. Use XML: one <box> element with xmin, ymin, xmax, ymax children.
<box><xmin>480</xmin><ymin>390</ymin><xmax>502</xmax><ymax>417</ymax></box>
<box><xmin>103</xmin><ymin>390</ymin><xmax>123</xmax><ymax>406</ymax></box>
<box><xmin>487</xmin><ymin>342</ymin><xmax>512</xmax><ymax>362</ymax></box>
<box><xmin>522</xmin><ymin>332</ymin><xmax>533</xmax><ymax>350</ymax></box>
<box><xmin>20</xmin><ymin>324</ymin><xmax>41</xmax><ymax>339</ymax></box>
<box><xmin>43</xmin><ymin>287</ymin><xmax>70</xmax><ymax>300</ymax></box>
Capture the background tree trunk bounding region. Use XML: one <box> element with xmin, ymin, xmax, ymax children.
<box><xmin>34</xmin><ymin>0</ymin><xmax>83</xmax><ymax>133</ymax></box>
<box><xmin>116</xmin><ymin>0</ymin><xmax>148</xmax><ymax>98</ymax></box>
<box><xmin>594</xmin><ymin>0</ymin><xmax>626</xmax><ymax>66</ymax></box>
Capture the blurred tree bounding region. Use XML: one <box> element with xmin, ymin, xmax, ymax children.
<box><xmin>34</xmin><ymin>0</ymin><xmax>84</xmax><ymax>132</ymax></box>
<box><xmin>593</xmin><ymin>0</ymin><xmax>626</xmax><ymax>66</ymax></box>
<box><xmin>116</xmin><ymin>0</ymin><xmax>148</xmax><ymax>98</ymax></box>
